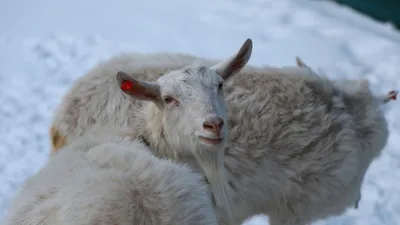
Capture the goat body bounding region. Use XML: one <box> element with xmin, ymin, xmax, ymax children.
<box><xmin>50</xmin><ymin>46</ymin><xmax>394</xmax><ymax>225</ymax></box>
<box><xmin>2</xmin><ymin>131</ymin><xmax>217</xmax><ymax>225</ymax></box>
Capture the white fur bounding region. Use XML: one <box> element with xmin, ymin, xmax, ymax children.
<box><xmin>2</xmin><ymin>129</ymin><xmax>218</xmax><ymax>225</ymax></box>
<box><xmin>50</xmin><ymin>45</ymin><xmax>393</xmax><ymax>225</ymax></box>
<box><xmin>51</xmin><ymin>38</ymin><xmax>253</xmax><ymax>222</ymax></box>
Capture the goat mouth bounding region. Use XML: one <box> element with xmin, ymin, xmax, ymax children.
<box><xmin>198</xmin><ymin>136</ymin><xmax>224</xmax><ymax>145</ymax></box>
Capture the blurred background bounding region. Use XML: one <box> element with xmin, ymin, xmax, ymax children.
<box><xmin>1</xmin><ymin>0</ymin><xmax>399</xmax><ymax>224</ymax></box>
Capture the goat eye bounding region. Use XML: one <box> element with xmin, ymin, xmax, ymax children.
<box><xmin>218</xmin><ymin>83</ymin><xmax>223</xmax><ymax>90</ymax></box>
<box><xmin>163</xmin><ymin>96</ymin><xmax>175</xmax><ymax>104</ymax></box>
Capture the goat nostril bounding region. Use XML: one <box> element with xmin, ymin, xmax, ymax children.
<box><xmin>203</xmin><ymin>123</ymin><xmax>214</xmax><ymax>130</ymax></box>
<box><xmin>203</xmin><ymin>118</ymin><xmax>224</xmax><ymax>134</ymax></box>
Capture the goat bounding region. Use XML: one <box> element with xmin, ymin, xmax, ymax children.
<box><xmin>50</xmin><ymin>41</ymin><xmax>397</xmax><ymax>225</ymax></box>
<box><xmin>50</xmin><ymin>38</ymin><xmax>254</xmax><ymax>222</ymax></box>
<box><xmin>2</xmin><ymin>129</ymin><xmax>219</xmax><ymax>225</ymax></box>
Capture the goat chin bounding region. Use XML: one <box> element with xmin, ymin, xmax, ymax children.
<box><xmin>193</xmin><ymin>148</ymin><xmax>233</xmax><ymax>223</ymax></box>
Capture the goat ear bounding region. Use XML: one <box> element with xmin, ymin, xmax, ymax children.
<box><xmin>295</xmin><ymin>56</ymin><xmax>310</xmax><ymax>68</ymax></box>
<box><xmin>115</xmin><ymin>71</ymin><xmax>161</xmax><ymax>102</ymax></box>
<box><xmin>295</xmin><ymin>56</ymin><xmax>320</xmax><ymax>78</ymax></box>
<box><xmin>212</xmin><ymin>38</ymin><xmax>253</xmax><ymax>80</ymax></box>
<box><xmin>381</xmin><ymin>90</ymin><xmax>398</xmax><ymax>104</ymax></box>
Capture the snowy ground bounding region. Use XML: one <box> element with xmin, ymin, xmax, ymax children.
<box><xmin>1</xmin><ymin>0</ymin><xmax>400</xmax><ymax>224</ymax></box>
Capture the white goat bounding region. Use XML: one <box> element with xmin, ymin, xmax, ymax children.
<box><xmin>2</xmin><ymin>129</ymin><xmax>219</xmax><ymax>225</ymax></box>
<box><xmin>50</xmin><ymin>39</ymin><xmax>397</xmax><ymax>225</ymax></box>
<box><xmin>50</xmin><ymin>38</ymin><xmax>254</xmax><ymax>222</ymax></box>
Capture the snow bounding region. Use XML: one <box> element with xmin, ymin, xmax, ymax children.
<box><xmin>0</xmin><ymin>0</ymin><xmax>399</xmax><ymax>224</ymax></box>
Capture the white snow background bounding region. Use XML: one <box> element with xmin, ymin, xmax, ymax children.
<box><xmin>1</xmin><ymin>0</ymin><xmax>400</xmax><ymax>224</ymax></box>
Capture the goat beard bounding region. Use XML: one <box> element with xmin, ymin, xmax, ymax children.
<box><xmin>192</xmin><ymin>147</ymin><xmax>233</xmax><ymax>223</ymax></box>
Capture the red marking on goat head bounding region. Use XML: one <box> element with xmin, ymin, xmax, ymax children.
<box><xmin>389</xmin><ymin>90</ymin><xmax>397</xmax><ymax>100</ymax></box>
<box><xmin>121</xmin><ymin>80</ymin><xmax>133</xmax><ymax>91</ymax></box>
